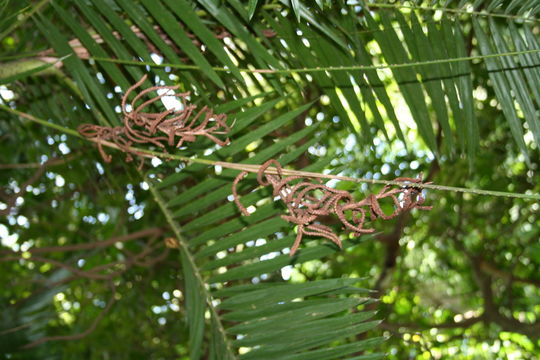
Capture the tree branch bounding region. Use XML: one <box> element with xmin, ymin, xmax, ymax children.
<box><xmin>0</xmin><ymin>153</ymin><xmax>80</xmax><ymax>169</ymax></box>
<box><xmin>381</xmin><ymin>315</ymin><xmax>483</xmax><ymax>332</ymax></box>
<box><xmin>478</xmin><ymin>259</ymin><xmax>540</xmax><ymax>287</ymax></box>
<box><xmin>471</xmin><ymin>255</ymin><xmax>540</xmax><ymax>339</ymax></box>
<box><xmin>27</xmin><ymin>227</ymin><xmax>164</xmax><ymax>254</ymax></box>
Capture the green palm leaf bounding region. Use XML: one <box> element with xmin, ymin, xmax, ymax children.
<box><xmin>472</xmin><ymin>17</ymin><xmax>532</xmax><ymax>164</ymax></box>
<box><xmin>147</xmin><ymin>96</ymin><xmax>381</xmax><ymax>358</ymax></box>
<box><xmin>5</xmin><ymin>0</ymin><xmax>540</xmax><ymax>358</ymax></box>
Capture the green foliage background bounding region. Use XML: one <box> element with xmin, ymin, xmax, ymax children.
<box><xmin>1</xmin><ymin>0</ymin><xmax>540</xmax><ymax>359</ymax></box>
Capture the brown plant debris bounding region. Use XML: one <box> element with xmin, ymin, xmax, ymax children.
<box><xmin>38</xmin><ymin>25</ymin><xmax>232</xmax><ymax>64</ymax></box>
<box><xmin>78</xmin><ymin>75</ymin><xmax>230</xmax><ymax>167</ymax></box>
<box><xmin>164</xmin><ymin>237</ymin><xmax>180</xmax><ymax>249</ymax></box>
<box><xmin>233</xmin><ymin>160</ymin><xmax>432</xmax><ymax>256</ymax></box>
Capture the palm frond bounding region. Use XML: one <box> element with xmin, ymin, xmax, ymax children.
<box><xmin>8</xmin><ymin>0</ymin><xmax>540</xmax><ymax>357</ymax></box>
<box><xmin>219</xmin><ymin>279</ymin><xmax>383</xmax><ymax>360</ymax></box>
<box><xmin>148</xmin><ymin>96</ymin><xmax>382</xmax><ymax>358</ymax></box>
<box><xmin>20</xmin><ymin>0</ymin><xmax>540</xmax><ymax>162</ymax></box>
<box><xmin>472</xmin><ymin>16</ymin><xmax>540</xmax><ymax>164</ymax></box>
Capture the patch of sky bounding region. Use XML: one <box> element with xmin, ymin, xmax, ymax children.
<box><xmin>125</xmin><ymin>186</ymin><xmax>135</xmax><ymax>204</ymax></box>
<box><xmin>0</xmin><ymin>224</ymin><xmax>19</xmax><ymax>251</ymax></box>
<box><xmin>83</xmin><ymin>215</ymin><xmax>97</xmax><ymax>224</ymax></box>
<box><xmin>325</xmin><ymin>178</ymin><xmax>339</xmax><ymax>188</ymax></box>
<box><xmin>0</xmin><ymin>85</ymin><xmax>15</xmax><ymax>100</ymax></box>
<box><xmin>128</xmin><ymin>203</ymin><xmax>145</xmax><ymax>219</ymax></box>
<box><xmin>96</xmin><ymin>72</ymin><xmax>105</xmax><ymax>84</ymax></box>
<box><xmin>58</xmin><ymin>143</ymin><xmax>71</xmax><ymax>155</ymax></box>
<box><xmin>281</xmin><ymin>265</ymin><xmax>293</xmax><ymax>280</ymax></box>
<box><xmin>16</xmin><ymin>215</ymin><xmax>29</xmax><ymax>228</ymax></box>
<box><xmin>308</xmin><ymin>145</ymin><xmax>327</xmax><ymax>157</ymax></box>
<box><xmin>344</xmin><ymin>133</ymin><xmax>356</xmax><ymax>152</ymax></box>
<box><xmin>55</xmin><ymin>175</ymin><xmax>65</xmax><ymax>187</ymax></box>
<box><xmin>96</xmin><ymin>162</ymin><xmax>104</xmax><ymax>175</ymax></box>
<box><xmin>260</xmin><ymin>252</ymin><xmax>280</xmax><ymax>261</ymax></box>
<box><xmin>97</xmin><ymin>213</ymin><xmax>109</xmax><ymax>223</ymax></box>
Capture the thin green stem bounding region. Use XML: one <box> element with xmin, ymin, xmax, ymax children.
<box><xmin>366</xmin><ymin>3</ymin><xmax>539</xmax><ymax>23</ymax></box>
<box><xmin>0</xmin><ymin>51</ymin><xmax>52</xmax><ymax>62</ymax></box>
<box><xmin>259</xmin><ymin>1</ymin><xmax>539</xmax><ymax>23</ymax></box>
<box><xmin>1</xmin><ymin>104</ymin><xmax>82</xmax><ymax>137</ymax></box>
<box><xmin>142</xmin><ymin>150</ymin><xmax>540</xmax><ymax>201</ymax></box>
<box><xmin>89</xmin><ymin>48</ymin><xmax>540</xmax><ymax>75</ymax></box>
<box><xmin>0</xmin><ymin>56</ymin><xmax>69</xmax><ymax>84</ymax></box>
<box><xmin>3</xmin><ymin>106</ymin><xmax>540</xmax><ymax>201</ymax></box>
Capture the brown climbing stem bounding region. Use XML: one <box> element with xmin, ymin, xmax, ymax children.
<box><xmin>78</xmin><ymin>74</ymin><xmax>230</xmax><ymax>167</ymax></box>
<box><xmin>233</xmin><ymin>159</ymin><xmax>432</xmax><ymax>256</ymax></box>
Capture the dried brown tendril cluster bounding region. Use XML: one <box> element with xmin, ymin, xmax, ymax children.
<box><xmin>78</xmin><ymin>75</ymin><xmax>230</xmax><ymax>167</ymax></box>
<box><xmin>233</xmin><ymin>160</ymin><xmax>432</xmax><ymax>256</ymax></box>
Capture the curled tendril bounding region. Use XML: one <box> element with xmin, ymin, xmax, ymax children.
<box><xmin>233</xmin><ymin>159</ymin><xmax>432</xmax><ymax>256</ymax></box>
<box><xmin>78</xmin><ymin>75</ymin><xmax>230</xmax><ymax>167</ymax></box>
